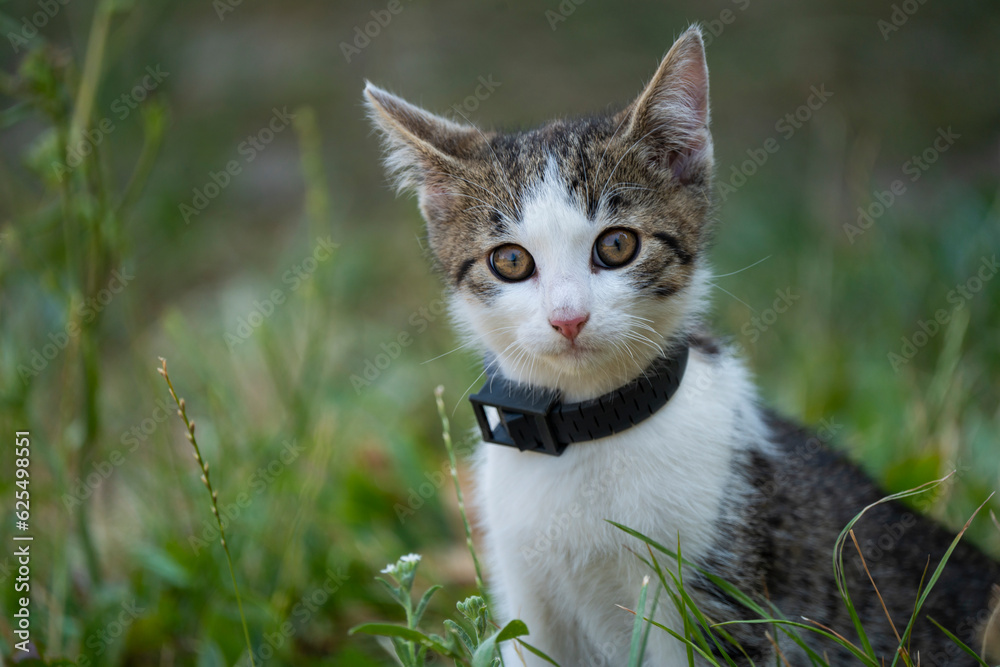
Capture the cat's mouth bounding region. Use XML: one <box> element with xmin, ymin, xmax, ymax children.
<box><xmin>540</xmin><ymin>340</ymin><xmax>600</xmax><ymax>364</ymax></box>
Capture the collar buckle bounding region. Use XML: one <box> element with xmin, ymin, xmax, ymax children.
<box><xmin>469</xmin><ymin>382</ymin><xmax>565</xmax><ymax>456</ymax></box>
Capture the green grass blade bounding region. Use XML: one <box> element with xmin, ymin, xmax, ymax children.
<box><xmin>636</xmin><ymin>545</ymin><xmax>740</xmax><ymax>666</ymax></box>
<box><xmin>640</xmin><ymin>585</ymin><xmax>662</xmax><ymax>661</ymax></box>
<box><xmin>158</xmin><ymin>359</ymin><xmax>257</xmax><ymax>667</ymax></box>
<box><xmin>514</xmin><ymin>639</ymin><xmax>562</xmax><ymax>665</ymax></box>
<box><xmin>676</xmin><ymin>535</ymin><xmax>695</xmax><ymax>667</ymax></box>
<box><xmin>608</xmin><ymin>521</ymin><xmax>680</xmax><ymax>561</ymax></box>
<box><xmin>761</xmin><ymin>600</ymin><xmax>829</xmax><ymax>667</ymax></box>
<box><xmin>638</xmin><ymin>614</ymin><xmax>723</xmax><ymax>664</ymax></box>
<box><xmin>712</xmin><ymin>619</ymin><xmax>878</xmax><ymax>666</ymax></box>
<box><xmin>831</xmin><ymin>474</ymin><xmax>956</xmax><ymax>662</ymax></box>
<box><xmin>889</xmin><ymin>493</ymin><xmax>994</xmax><ymax>667</ymax></box>
<box><xmin>926</xmin><ymin>617</ymin><xmax>990</xmax><ymax>667</ymax></box>
<box><xmin>435</xmin><ymin>386</ymin><xmax>488</xmax><ymax>600</ymax></box>
<box><xmin>628</xmin><ymin>575</ymin><xmax>651</xmax><ymax>666</ymax></box>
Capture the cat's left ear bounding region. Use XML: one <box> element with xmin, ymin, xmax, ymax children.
<box><xmin>365</xmin><ymin>83</ymin><xmax>482</xmax><ymax>223</ymax></box>
<box><xmin>621</xmin><ymin>25</ymin><xmax>713</xmax><ymax>185</ymax></box>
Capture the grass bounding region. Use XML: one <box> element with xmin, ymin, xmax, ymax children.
<box><xmin>343</xmin><ymin>388</ymin><xmax>999</xmax><ymax>667</ymax></box>
<box><xmin>1</xmin><ymin>1</ymin><xmax>999</xmax><ymax>665</ymax></box>
<box><xmin>157</xmin><ymin>357</ymin><xmax>256</xmax><ymax>667</ymax></box>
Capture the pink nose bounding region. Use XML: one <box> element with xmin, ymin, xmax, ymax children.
<box><xmin>549</xmin><ymin>314</ymin><xmax>589</xmax><ymax>342</ymax></box>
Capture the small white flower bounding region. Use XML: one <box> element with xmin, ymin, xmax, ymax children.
<box><xmin>380</xmin><ymin>563</ymin><xmax>397</xmax><ymax>574</ymax></box>
<box><xmin>400</xmin><ymin>553</ymin><xmax>422</xmax><ymax>564</ymax></box>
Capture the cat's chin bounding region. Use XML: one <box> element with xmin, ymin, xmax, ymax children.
<box><xmin>512</xmin><ymin>344</ymin><xmax>660</xmax><ymax>400</ymax></box>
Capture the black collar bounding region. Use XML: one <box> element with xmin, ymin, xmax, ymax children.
<box><xmin>469</xmin><ymin>347</ymin><xmax>689</xmax><ymax>456</ymax></box>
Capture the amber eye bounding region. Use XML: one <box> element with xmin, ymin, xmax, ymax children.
<box><xmin>593</xmin><ymin>229</ymin><xmax>639</xmax><ymax>268</ymax></box>
<box><xmin>489</xmin><ymin>244</ymin><xmax>535</xmax><ymax>282</ymax></box>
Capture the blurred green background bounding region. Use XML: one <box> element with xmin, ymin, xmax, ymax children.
<box><xmin>1</xmin><ymin>0</ymin><xmax>998</xmax><ymax>663</ymax></box>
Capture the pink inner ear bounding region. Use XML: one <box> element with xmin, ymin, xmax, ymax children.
<box><xmin>637</xmin><ymin>36</ymin><xmax>711</xmax><ymax>184</ymax></box>
<box><xmin>419</xmin><ymin>171</ymin><xmax>455</xmax><ymax>224</ymax></box>
<box><xmin>666</xmin><ymin>132</ymin><xmax>708</xmax><ymax>184</ymax></box>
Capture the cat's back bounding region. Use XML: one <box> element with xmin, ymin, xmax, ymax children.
<box><xmin>702</xmin><ymin>410</ymin><xmax>1000</xmax><ymax>665</ymax></box>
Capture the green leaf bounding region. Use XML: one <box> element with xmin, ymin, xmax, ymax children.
<box><xmin>495</xmin><ymin>619</ymin><xmax>529</xmax><ymax>642</ymax></box>
<box><xmin>196</xmin><ymin>640</ymin><xmax>226</xmax><ymax>667</ymax></box>
<box><xmin>444</xmin><ymin>618</ymin><xmax>475</xmax><ymax>655</ymax></box>
<box><xmin>470</xmin><ymin>639</ymin><xmax>499</xmax><ymax>667</ymax></box>
<box><xmin>390</xmin><ymin>635</ymin><xmax>411</xmax><ymax>666</ymax></box>
<box><xmin>471</xmin><ymin>620</ymin><xmax>530</xmax><ymax>667</ymax></box>
<box><xmin>132</xmin><ymin>544</ymin><xmax>191</xmax><ymax>587</ymax></box>
<box><xmin>457</xmin><ymin>595</ymin><xmax>490</xmax><ymax>640</ymax></box>
<box><xmin>413</xmin><ymin>584</ymin><xmax>442</xmax><ymax>627</ymax></box>
<box><xmin>0</xmin><ymin>101</ymin><xmax>33</xmax><ymax>129</ymax></box>
<box><xmin>376</xmin><ymin>577</ymin><xmax>407</xmax><ymax>608</ymax></box>
<box><xmin>349</xmin><ymin>623</ymin><xmax>463</xmax><ymax>659</ymax></box>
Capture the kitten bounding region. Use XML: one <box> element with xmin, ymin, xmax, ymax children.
<box><xmin>366</xmin><ymin>26</ymin><xmax>1000</xmax><ymax>667</ymax></box>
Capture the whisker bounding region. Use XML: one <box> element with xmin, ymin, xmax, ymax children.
<box><xmin>602</xmin><ymin>184</ymin><xmax>657</xmax><ymax>199</ymax></box>
<box><xmin>598</xmin><ymin>123</ymin><xmax>669</xmax><ymax>209</ymax></box>
<box><xmin>621</xmin><ymin>313</ymin><xmax>656</xmax><ymax>324</ymax></box>
<box><xmin>711</xmin><ymin>255</ymin><xmax>772</xmax><ymax>280</ymax></box>
<box><xmin>439</xmin><ymin>189</ymin><xmax>508</xmax><ymax>215</ymax></box>
<box><xmin>593</xmin><ymin>112</ymin><xmax>633</xmax><ymax>204</ymax></box>
<box><xmin>708</xmin><ymin>281</ymin><xmax>757</xmax><ymax>313</ymax></box>
<box><xmin>452</xmin><ymin>340</ymin><xmax>519</xmax><ymax>415</ymax></box>
<box><xmin>623</xmin><ymin>331</ymin><xmax>666</xmax><ymax>358</ymax></box>
<box><xmin>432</xmin><ymin>173</ymin><xmax>516</xmax><ymax>219</ymax></box>
<box><xmin>421</xmin><ymin>326</ymin><xmax>519</xmax><ymax>365</ymax></box>
<box><xmin>447</xmin><ymin>107</ymin><xmax>522</xmax><ymax>219</ymax></box>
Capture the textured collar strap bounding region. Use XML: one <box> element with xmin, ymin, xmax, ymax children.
<box><xmin>469</xmin><ymin>347</ymin><xmax>689</xmax><ymax>456</ymax></box>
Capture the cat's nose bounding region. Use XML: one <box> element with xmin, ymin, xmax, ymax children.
<box><xmin>549</xmin><ymin>314</ymin><xmax>589</xmax><ymax>342</ymax></box>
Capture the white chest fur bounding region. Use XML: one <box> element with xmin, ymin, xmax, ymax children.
<box><xmin>473</xmin><ymin>348</ymin><xmax>766</xmax><ymax>666</ymax></box>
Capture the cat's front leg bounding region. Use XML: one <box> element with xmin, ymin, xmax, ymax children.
<box><xmin>493</xmin><ymin>570</ymin><xmax>588</xmax><ymax>667</ymax></box>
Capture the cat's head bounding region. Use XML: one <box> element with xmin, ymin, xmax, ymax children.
<box><xmin>366</xmin><ymin>27</ymin><xmax>714</xmax><ymax>400</ymax></box>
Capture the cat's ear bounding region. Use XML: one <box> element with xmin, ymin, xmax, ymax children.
<box><xmin>620</xmin><ymin>26</ymin><xmax>713</xmax><ymax>185</ymax></box>
<box><xmin>365</xmin><ymin>83</ymin><xmax>481</xmax><ymax>222</ymax></box>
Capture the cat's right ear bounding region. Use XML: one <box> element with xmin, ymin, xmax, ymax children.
<box><xmin>365</xmin><ymin>83</ymin><xmax>480</xmax><ymax>223</ymax></box>
<box><xmin>619</xmin><ymin>26</ymin><xmax>713</xmax><ymax>186</ymax></box>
